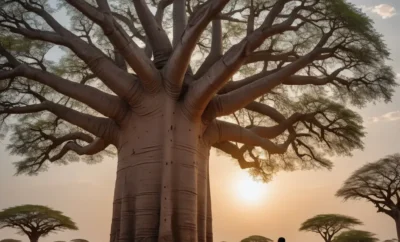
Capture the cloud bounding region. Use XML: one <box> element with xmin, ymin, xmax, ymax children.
<box><xmin>368</xmin><ymin>111</ymin><xmax>400</xmax><ymax>123</ymax></box>
<box><xmin>361</xmin><ymin>4</ymin><xmax>397</xmax><ymax>19</ymax></box>
<box><xmin>397</xmin><ymin>73</ymin><xmax>400</xmax><ymax>79</ymax></box>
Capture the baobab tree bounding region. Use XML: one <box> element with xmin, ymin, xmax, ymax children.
<box><xmin>337</xmin><ymin>154</ymin><xmax>400</xmax><ymax>240</ymax></box>
<box><xmin>299</xmin><ymin>214</ymin><xmax>362</xmax><ymax>242</ymax></box>
<box><xmin>0</xmin><ymin>0</ymin><xmax>396</xmax><ymax>241</ymax></box>
<box><xmin>0</xmin><ymin>205</ymin><xmax>77</xmax><ymax>242</ymax></box>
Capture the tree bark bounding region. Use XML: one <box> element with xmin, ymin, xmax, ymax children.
<box><xmin>110</xmin><ymin>94</ymin><xmax>213</xmax><ymax>241</ymax></box>
<box><xmin>29</xmin><ymin>235</ymin><xmax>39</xmax><ymax>242</ymax></box>
<box><xmin>396</xmin><ymin>218</ymin><xmax>400</xmax><ymax>241</ymax></box>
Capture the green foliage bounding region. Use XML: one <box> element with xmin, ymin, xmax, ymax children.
<box><xmin>333</xmin><ymin>230</ymin><xmax>378</xmax><ymax>242</ymax></box>
<box><xmin>300</xmin><ymin>214</ymin><xmax>362</xmax><ymax>231</ymax></box>
<box><xmin>0</xmin><ymin>205</ymin><xmax>78</xmax><ymax>237</ymax></box>
<box><xmin>6</xmin><ymin>116</ymin><xmax>115</xmax><ymax>175</ymax></box>
<box><xmin>241</xmin><ymin>235</ymin><xmax>273</xmax><ymax>242</ymax></box>
<box><xmin>234</xmin><ymin>93</ymin><xmax>365</xmax><ymax>182</ymax></box>
<box><xmin>300</xmin><ymin>214</ymin><xmax>362</xmax><ymax>241</ymax></box>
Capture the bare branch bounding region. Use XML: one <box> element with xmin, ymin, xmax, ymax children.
<box><xmin>214</xmin><ymin>120</ymin><xmax>295</xmax><ymax>154</ymax></box>
<box><xmin>194</xmin><ymin>19</ymin><xmax>223</xmax><ymax>79</ymax></box>
<box><xmin>132</xmin><ymin>0</ymin><xmax>173</xmax><ymax>68</ymax></box>
<box><xmin>213</xmin><ymin>141</ymin><xmax>260</xmax><ymax>169</ymax></box>
<box><xmin>65</xmin><ymin>0</ymin><xmax>161</xmax><ymax>93</ymax></box>
<box><xmin>187</xmin><ymin>1</ymin><xmax>304</xmax><ymax>116</ymax></box>
<box><xmin>50</xmin><ymin>138</ymin><xmax>110</xmax><ymax>161</ymax></box>
<box><xmin>0</xmin><ymin>43</ymin><xmax>129</xmax><ymax>120</ymax></box>
<box><xmin>1</xmin><ymin>1</ymin><xmax>140</xmax><ymax>101</ymax></box>
<box><xmin>173</xmin><ymin>0</ymin><xmax>187</xmax><ymax>47</ymax></box>
<box><xmin>163</xmin><ymin>0</ymin><xmax>229</xmax><ymax>98</ymax></box>
<box><xmin>211</xmin><ymin>35</ymin><xmax>334</xmax><ymax>117</ymax></box>
<box><xmin>155</xmin><ymin>0</ymin><xmax>174</xmax><ymax>25</ymax></box>
<box><xmin>1</xmin><ymin>101</ymin><xmax>118</xmax><ymax>141</ymax></box>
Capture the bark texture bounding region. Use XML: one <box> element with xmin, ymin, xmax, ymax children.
<box><xmin>110</xmin><ymin>95</ymin><xmax>212</xmax><ymax>241</ymax></box>
<box><xmin>396</xmin><ymin>219</ymin><xmax>400</xmax><ymax>241</ymax></box>
<box><xmin>29</xmin><ymin>236</ymin><xmax>39</xmax><ymax>242</ymax></box>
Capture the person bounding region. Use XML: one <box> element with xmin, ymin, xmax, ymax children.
<box><xmin>278</xmin><ymin>237</ymin><xmax>286</xmax><ymax>242</ymax></box>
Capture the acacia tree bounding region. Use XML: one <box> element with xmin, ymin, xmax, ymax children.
<box><xmin>241</xmin><ymin>235</ymin><xmax>272</xmax><ymax>242</ymax></box>
<box><xmin>337</xmin><ymin>154</ymin><xmax>400</xmax><ymax>240</ymax></box>
<box><xmin>0</xmin><ymin>0</ymin><xmax>396</xmax><ymax>241</ymax></box>
<box><xmin>383</xmin><ymin>239</ymin><xmax>398</xmax><ymax>242</ymax></box>
<box><xmin>332</xmin><ymin>230</ymin><xmax>378</xmax><ymax>242</ymax></box>
<box><xmin>0</xmin><ymin>205</ymin><xmax>78</xmax><ymax>242</ymax></box>
<box><xmin>299</xmin><ymin>214</ymin><xmax>362</xmax><ymax>242</ymax></box>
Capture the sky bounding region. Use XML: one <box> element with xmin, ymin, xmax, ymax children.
<box><xmin>1</xmin><ymin>0</ymin><xmax>400</xmax><ymax>241</ymax></box>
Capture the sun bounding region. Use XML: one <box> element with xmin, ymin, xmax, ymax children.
<box><xmin>236</xmin><ymin>174</ymin><xmax>267</xmax><ymax>203</ymax></box>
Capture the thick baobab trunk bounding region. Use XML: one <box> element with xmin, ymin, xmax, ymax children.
<box><xmin>396</xmin><ymin>219</ymin><xmax>400</xmax><ymax>241</ymax></box>
<box><xmin>110</xmin><ymin>96</ymin><xmax>213</xmax><ymax>242</ymax></box>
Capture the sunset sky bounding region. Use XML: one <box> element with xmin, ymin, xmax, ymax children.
<box><xmin>1</xmin><ymin>0</ymin><xmax>400</xmax><ymax>241</ymax></box>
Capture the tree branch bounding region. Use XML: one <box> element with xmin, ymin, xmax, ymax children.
<box><xmin>214</xmin><ymin>120</ymin><xmax>295</xmax><ymax>154</ymax></box>
<box><xmin>0</xmin><ymin>44</ymin><xmax>129</xmax><ymax>121</ymax></box>
<box><xmin>155</xmin><ymin>0</ymin><xmax>174</xmax><ymax>25</ymax></box>
<box><xmin>173</xmin><ymin>0</ymin><xmax>187</xmax><ymax>47</ymax></box>
<box><xmin>65</xmin><ymin>0</ymin><xmax>161</xmax><ymax>93</ymax></box>
<box><xmin>163</xmin><ymin>0</ymin><xmax>229</xmax><ymax>97</ymax></box>
<box><xmin>213</xmin><ymin>141</ymin><xmax>260</xmax><ymax>169</ymax></box>
<box><xmin>3</xmin><ymin>1</ymin><xmax>140</xmax><ymax>101</ymax></box>
<box><xmin>210</xmin><ymin>34</ymin><xmax>334</xmax><ymax>117</ymax></box>
<box><xmin>186</xmin><ymin>1</ymin><xmax>304</xmax><ymax>116</ymax></box>
<box><xmin>50</xmin><ymin>138</ymin><xmax>109</xmax><ymax>161</ymax></box>
<box><xmin>194</xmin><ymin>19</ymin><xmax>223</xmax><ymax>79</ymax></box>
<box><xmin>132</xmin><ymin>0</ymin><xmax>173</xmax><ymax>68</ymax></box>
<box><xmin>248</xmin><ymin>112</ymin><xmax>308</xmax><ymax>139</ymax></box>
<box><xmin>1</xmin><ymin>101</ymin><xmax>118</xmax><ymax>141</ymax></box>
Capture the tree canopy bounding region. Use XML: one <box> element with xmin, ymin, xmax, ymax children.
<box><xmin>0</xmin><ymin>0</ymin><xmax>396</xmax><ymax>182</ymax></box>
<box><xmin>299</xmin><ymin>214</ymin><xmax>362</xmax><ymax>242</ymax></box>
<box><xmin>241</xmin><ymin>235</ymin><xmax>273</xmax><ymax>242</ymax></box>
<box><xmin>332</xmin><ymin>230</ymin><xmax>378</xmax><ymax>242</ymax></box>
<box><xmin>336</xmin><ymin>153</ymin><xmax>400</xmax><ymax>219</ymax></box>
<box><xmin>383</xmin><ymin>239</ymin><xmax>398</xmax><ymax>242</ymax></box>
<box><xmin>0</xmin><ymin>205</ymin><xmax>77</xmax><ymax>242</ymax></box>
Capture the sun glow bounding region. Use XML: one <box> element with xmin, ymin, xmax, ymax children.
<box><xmin>236</xmin><ymin>174</ymin><xmax>268</xmax><ymax>203</ymax></box>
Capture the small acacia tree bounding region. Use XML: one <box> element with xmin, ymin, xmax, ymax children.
<box><xmin>241</xmin><ymin>235</ymin><xmax>273</xmax><ymax>242</ymax></box>
<box><xmin>299</xmin><ymin>214</ymin><xmax>362</xmax><ymax>242</ymax></box>
<box><xmin>332</xmin><ymin>230</ymin><xmax>378</xmax><ymax>242</ymax></box>
<box><xmin>0</xmin><ymin>205</ymin><xmax>78</xmax><ymax>242</ymax></box>
<box><xmin>336</xmin><ymin>154</ymin><xmax>400</xmax><ymax>240</ymax></box>
<box><xmin>0</xmin><ymin>0</ymin><xmax>396</xmax><ymax>241</ymax></box>
<box><xmin>383</xmin><ymin>239</ymin><xmax>398</xmax><ymax>242</ymax></box>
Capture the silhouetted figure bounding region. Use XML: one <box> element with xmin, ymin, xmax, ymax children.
<box><xmin>278</xmin><ymin>237</ymin><xmax>286</xmax><ymax>242</ymax></box>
